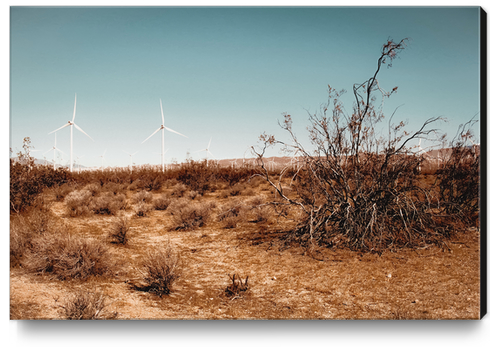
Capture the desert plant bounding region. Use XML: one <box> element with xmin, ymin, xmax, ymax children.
<box><xmin>64</xmin><ymin>189</ymin><xmax>93</xmax><ymax>217</ymax></box>
<box><xmin>61</xmin><ymin>290</ymin><xmax>115</xmax><ymax>320</ymax></box>
<box><xmin>436</xmin><ymin>119</ymin><xmax>480</xmax><ymax>223</ymax></box>
<box><xmin>134</xmin><ymin>202</ymin><xmax>153</xmax><ymax>217</ymax></box>
<box><xmin>218</xmin><ymin>202</ymin><xmax>245</xmax><ymax>229</ymax></box>
<box><xmin>168</xmin><ymin>199</ymin><xmax>213</xmax><ymax>231</ymax></box>
<box><xmin>153</xmin><ymin>195</ymin><xmax>172</xmax><ymax>211</ymax></box>
<box><xmin>83</xmin><ymin>183</ymin><xmax>101</xmax><ymax>196</ymax></box>
<box><xmin>225</xmin><ymin>273</ymin><xmax>249</xmax><ymax>298</ymax></box>
<box><xmin>141</xmin><ymin>242</ymin><xmax>181</xmax><ymax>297</ymax></box>
<box><xmin>23</xmin><ymin>232</ymin><xmax>113</xmax><ymax>280</ymax></box>
<box><xmin>253</xmin><ymin>38</ymin><xmax>446</xmax><ymax>252</ymax></box>
<box><xmin>132</xmin><ymin>190</ymin><xmax>153</xmax><ymax>204</ymax></box>
<box><xmin>90</xmin><ymin>192</ymin><xmax>126</xmax><ymax>215</ymax></box>
<box><xmin>108</xmin><ymin>216</ymin><xmax>131</xmax><ymax>245</ymax></box>
<box><xmin>171</xmin><ymin>183</ymin><xmax>188</xmax><ymax>197</ymax></box>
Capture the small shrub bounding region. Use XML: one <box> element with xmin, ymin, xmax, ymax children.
<box><xmin>61</xmin><ymin>290</ymin><xmax>116</xmax><ymax>320</ymax></box>
<box><xmin>218</xmin><ymin>202</ymin><xmax>245</xmax><ymax>229</ymax></box>
<box><xmin>90</xmin><ymin>193</ymin><xmax>126</xmax><ymax>215</ymax></box>
<box><xmin>153</xmin><ymin>195</ymin><xmax>172</xmax><ymax>211</ymax></box>
<box><xmin>187</xmin><ymin>190</ymin><xmax>201</xmax><ymax>200</ymax></box>
<box><xmin>53</xmin><ymin>183</ymin><xmax>76</xmax><ymax>201</ymax></box>
<box><xmin>141</xmin><ymin>242</ymin><xmax>181</xmax><ymax>297</ymax></box>
<box><xmin>108</xmin><ymin>216</ymin><xmax>131</xmax><ymax>245</ymax></box>
<box><xmin>65</xmin><ymin>190</ymin><xmax>92</xmax><ymax>217</ymax></box>
<box><xmin>225</xmin><ymin>274</ymin><xmax>249</xmax><ymax>298</ymax></box>
<box><xmin>23</xmin><ymin>232</ymin><xmax>113</xmax><ymax>280</ymax></box>
<box><xmin>134</xmin><ymin>202</ymin><xmax>153</xmax><ymax>217</ymax></box>
<box><xmin>132</xmin><ymin>190</ymin><xmax>153</xmax><ymax>204</ymax></box>
<box><xmin>171</xmin><ymin>183</ymin><xmax>188</xmax><ymax>198</ymax></box>
<box><xmin>83</xmin><ymin>183</ymin><xmax>101</xmax><ymax>196</ymax></box>
<box><xmin>168</xmin><ymin>199</ymin><xmax>213</xmax><ymax>231</ymax></box>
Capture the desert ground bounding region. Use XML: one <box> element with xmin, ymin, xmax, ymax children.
<box><xmin>10</xmin><ymin>170</ymin><xmax>481</xmax><ymax>320</ymax></box>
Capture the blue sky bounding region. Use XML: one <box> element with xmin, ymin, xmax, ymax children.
<box><xmin>9</xmin><ymin>6</ymin><xmax>481</xmax><ymax>169</ymax></box>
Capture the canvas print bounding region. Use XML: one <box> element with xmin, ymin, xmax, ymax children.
<box><xmin>10</xmin><ymin>6</ymin><xmax>483</xmax><ymax>320</ymax></box>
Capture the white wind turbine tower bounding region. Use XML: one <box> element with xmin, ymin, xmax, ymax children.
<box><xmin>142</xmin><ymin>99</ymin><xmax>188</xmax><ymax>172</ymax></box>
<box><xmin>123</xmin><ymin>151</ymin><xmax>138</xmax><ymax>174</ymax></box>
<box><xmin>100</xmin><ymin>149</ymin><xmax>107</xmax><ymax>169</ymax></box>
<box><xmin>196</xmin><ymin>137</ymin><xmax>215</xmax><ymax>164</ymax></box>
<box><xmin>48</xmin><ymin>94</ymin><xmax>94</xmax><ymax>172</ymax></box>
<box><xmin>44</xmin><ymin>133</ymin><xmax>66</xmax><ymax>169</ymax></box>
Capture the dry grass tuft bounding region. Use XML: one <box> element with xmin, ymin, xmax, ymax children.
<box><xmin>225</xmin><ymin>273</ymin><xmax>249</xmax><ymax>298</ymax></box>
<box><xmin>218</xmin><ymin>202</ymin><xmax>245</xmax><ymax>229</ymax></box>
<box><xmin>134</xmin><ymin>202</ymin><xmax>153</xmax><ymax>217</ymax></box>
<box><xmin>108</xmin><ymin>216</ymin><xmax>131</xmax><ymax>245</ymax></box>
<box><xmin>141</xmin><ymin>241</ymin><xmax>181</xmax><ymax>297</ymax></box>
<box><xmin>61</xmin><ymin>290</ymin><xmax>116</xmax><ymax>320</ymax></box>
<box><xmin>132</xmin><ymin>190</ymin><xmax>153</xmax><ymax>204</ymax></box>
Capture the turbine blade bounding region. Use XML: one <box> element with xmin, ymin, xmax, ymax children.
<box><xmin>72</xmin><ymin>93</ymin><xmax>77</xmax><ymax>122</ymax></box>
<box><xmin>43</xmin><ymin>148</ymin><xmax>54</xmax><ymax>156</ymax></box>
<box><xmin>74</xmin><ymin>123</ymin><xmax>94</xmax><ymax>141</ymax></box>
<box><xmin>208</xmin><ymin>150</ymin><xmax>216</xmax><ymax>158</ymax></box>
<box><xmin>55</xmin><ymin>147</ymin><xmax>66</xmax><ymax>155</ymax></box>
<box><xmin>160</xmin><ymin>99</ymin><xmax>164</xmax><ymax>125</ymax></box>
<box><xmin>165</xmin><ymin>127</ymin><xmax>188</xmax><ymax>138</ymax></box>
<box><xmin>48</xmin><ymin>123</ymin><xmax>70</xmax><ymax>134</ymax></box>
<box><xmin>142</xmin><ymin>127</ymin><xmax>161</xmax><ymax>144</ymax></box>
<box><xmin>208</xmin><ymin>137</ymin><xmax>212</xmax><ymax>150</ymax></box>
<box><xmin>132</xmin><ymin>151</ymin><xmax>138</xmax><ymax>156</ymax></box>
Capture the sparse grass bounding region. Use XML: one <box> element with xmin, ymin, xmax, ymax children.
<box><xmin>23</xmin><ymin>232</ymin><xmax>114</xmax><ymax>280</ymax></box>
<box><xmin>218</xmin><ymin>201</ymin><xmax>245</xmax><ymax>229</ymax></box>
<box><xmin>168</xmin><ymin>199</ymin><xmax>213</xmax><ymax>230</ymax></box>
<box><xmin>141</xmin><ymin>241</ymin><xmax>181</xmax><ymax>297</ymax></box>
<box><xmin>61</xmin><ymin>290</ymin><xmax>116</xmax><ymax>320</ymax></box>
<box><xmin>108</xmin><ymin>216</ymin><xmax>131</xmax><ymax>245</ymax></box>
<box><xmin>225</xmin><ymin>274</ymin><xmax>249</xmax><ymax>298</ymax></box>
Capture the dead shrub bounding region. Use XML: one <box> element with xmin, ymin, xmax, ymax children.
<box><xmin>218</xmin><ymin>202</ymin><xmax>245</xmax><ymax>229</ymax></box>
<box><xmin>132</xmin><ymin>190</ymin><xmax>153</xmax><ymax>204</ymax></box>
<box><xmin>65</xmin><ymin>189</ymin><xmax>92</xmax><ymax>217</ymax></box>
<box><xmin>187</xmin><ymin>190</ymin><xmax>201</xmax><ymax>200</ymax></box>
<box><xmin>61</xmin><ymin>290</ymin><xmax>116</xmax><ymax>320</ymax></box>
<box><xmin>134</xmin><ymin>202</ymin><xmax>153</xmax><ymax>217</ymax></box>
<box><xmin>108</xmin><ymin>216</ymin><xmax>131</xmax><ymax>245</ymax></box>
<box><xmin>141</xmin><ymin>242</ymin><xmax>181</xmax><ymax>297</ymax></box>
<box><xmin>153</xmin><ymin>195</ymin><xmax>173</xmax><ymax>211</ymax></box>
<box><xmin>23</xmin><ymin>232</ymin><xmax>113</xmax><ymax>280</ymax></box>
<box><xmin>168</xmin><ymin>199</ymin><xmax>213</xmax><ymax>230</ymax></box>
<box><xmin>83</xmin><ymin>183</ymin><xmax>101</xmax><ymax>196</ymax></box>
<box><xmin>171</xmin><ymin>183</ymin><xmax>188</xmax><ymax>198</ymax></box>
<box><xmin>225</xmin><ymin>274</ymin><xmax>249</xmax><ymax>298</ymax></box>
<box><xmin>53</xmin><ymin>183</ymin><xmax>76</xmax><ymax>201</ymax></box>
<box><xmin>247</xmin><ymin>196</ymin><xmax>271</xmax><ymax>223</ymax></box>
<box><xmin>90</xmin><ymin>193</ymin><xmax>126</xmax><ymax>215</ymax></box>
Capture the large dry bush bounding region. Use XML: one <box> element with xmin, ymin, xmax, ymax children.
<box><xmin>90</xmin><ymin>192</ymin><xmax>126</xmax><ymax>215</ymax></box>
<box><xmin>141</xmin><ymin>241</ymin><xmax>181</xmax><ymax>297</ymax></box>
<box><xmin>23</xmin><ymin>232</ymin><xmax>113</xmax><ymax>280</ymax></box>
<box><xmin>65</xmin><ymin>189</ymin><xmax>92</xmax><ymax>217</ymax></box>
<box><xmin>131</xmin><ymin>190</ymin><xmax>153</xmax><ymax>204</ymax></box>
<box><xmin>10</xmin><ymin>138</ymin><xmax>71</xmax><ymax>213</ymax></box>
<box><xmin>436</xmin><ymin>119</ymin><xmax>480</xmax><ymax>223</ymax></box>
<box><xmin>61</xmin><ymin>290</ymin><xmax>116</xmax><ymax>320</ymax></box>
<box><xmin>153</xmin><ymin>195</ymin><xmax>173</xmax><ymax>211</ymax></box>
<box><xmin>254</xmin><ymin>39</ymin><xmax>450</xmax><ymax>252</ymax></box>
<box><xmin>168</xmin><ymin>199</ymin><xmax>213</xmax><ymax>230</ymax></box>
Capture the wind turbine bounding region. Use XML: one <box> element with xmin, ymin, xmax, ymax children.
<box><xmin>44</xmin><ymin>133</ymin><xmax>66</xmax><ymax>169</ymax></box>
<box><xmin>196</xmin><ymin>137</ymin><xmax>215</xmax><ymax>164</ymax></box>
<box><xmin>100</xmin><ymin>149</ymin><xmax>107</xmax><ymax>169</ymax></box>
<box><xmin>48</xmin><ymin>94</ymin><xmax>94</xmax><ymax>172</ymax></box>
<box><xmin>142</xmin><ymin>99</ymin><xmax>187</xmax><ymax>172</ymax></box>
<box><xmin>123</xmin><ymin>151</ymin><xmax>138</xmax><ymax>174</ymax></box>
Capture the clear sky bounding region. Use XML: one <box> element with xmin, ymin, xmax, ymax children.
<box><xmin>9</xmin><ymin>6</ymin><xmax>481</xmax><ymax>169</ymax></box>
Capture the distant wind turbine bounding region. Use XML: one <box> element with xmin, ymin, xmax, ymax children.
<box><xmin>142</xmin><ymin>99</ymin><xmax>187</xmax><ymax>172</ymax></box>
<box><xmin>48</xmin><ymin>94</ymin><xmax>94</xmax><ymax>172</ymax></box>
<box><xmin>100</xmin><ymin>149</ymin><xmax>107</xmax><ymax>169</ymax></box>
<box><xmin>44</xmin><ymin>133</ymin><xmax>66</xmax><ymax>169</ymax></box>
<box><xmin>123</xmin><ymin>150</ymin><xmax>138</xmax><ymax>174</ymax></box>
<box><xmin>196</xmin><ymin>137</ymin><xmax>215</xmax><ymax>163</ymax></box>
